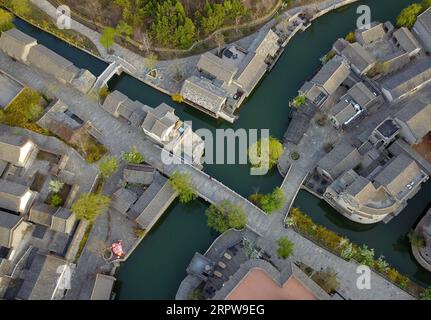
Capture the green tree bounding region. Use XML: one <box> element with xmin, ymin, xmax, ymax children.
<box><xmin>248</xmin><ymin>137</ymin><xmax>284</xmax><ymax>170</ymax></box>
<box><xmin>98</xmin><ymin>156</ymin><xmax>119</xmax><ymax>179</ymax></box>
<box><xmin>206</xmin><ymin>200</ymin><xmax>247</xmax><ymax>233</ymax></box>
<box><xmin>259</xmin><ymin>187</ymin><xmax>287</xmax><ymax>214</ymax></box>
<box><xmin>116</xmin><ymin>21</ymin><xmax>133</xmax><ymax>39</ymax></box>
<box><xmin>408</xmin><ymin>230</ymin><xmax>426</xmax><ymax>248</ymax></box>
<box><xmin>289</xmin><ymin>94</ymin><xmax>307</xmax><ymax>108</ymax></box>
<box><xmin>354</xmin><ymin>245</ymin><xmax>375</xmax><ymax>266</ymax></box>
<box><xmin>100</xmin><ymin>27</ymin><xmax>117</xmax><ymax>49</ymax></box>
<box><xmin>7</xmin><ymin>0</ymin><xmax>31</xmax><ymax>16</ymax></box>
<box><xmin>0</xmin><ymin>8</ymin><xmax>14</xmax><ymax>32</ymax></box>
<box><xmin>277</xmin><ymin>236</ymin><xmax>294</xmax><ymax>259</ymax></box>
<box><xmin>420</xmin><ymin>287</ymin><xmax>431</xmax><ymax>300</ymax></box>
<box><xmin>396</xmin><ymin>3</ymin><xmax>424</xmax><ymax>29</ymax></box>
<box><xmin>71</xmin><ymin>193</ymin><xmax>111</xmax><ymax>223</ymax></box>
<box><xmin>169</xmin><ymin>171</ymin><xmax>198</xmax><ymax>203</ymax></box>
<box><xmin>424</xmin><ymin>0</ymin><xmax>431</xmax><ymax>10</ymax></box>
<box><xmin>123</xmin><ymin>147</ymin><xmax>145</xmax><ymax>164</ymax></box>
<box><xmin>50</xmin><ymin>194</ymin><xmax>63</xmax><ymax>207</ymax></box>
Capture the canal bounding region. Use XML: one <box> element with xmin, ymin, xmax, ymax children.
<box><xmin>13</xmin><ymin>0</ymin><xmax>431</xmax><ymax>299</ymax></box>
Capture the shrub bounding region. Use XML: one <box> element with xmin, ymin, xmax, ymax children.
<box><xmin>123</xmin><ymin>147</ymin><xmax>145</xmax><ymax>164</ymax></box>
<box><xmin>0</xmin><ymin>8</ymin><xmax>14</xmax><ymax>32</ymax></box>
<box><xmin>206</xmin><ymin>201</ymin><xmax>247</xmax><ymax>233</ymax></box>
<box><xmin>98</xmin><ymin>156</ymin><xmax>119</xmax><ymax>179</ymax></box>
<box><xmin>408</xmin><ymin>230</ymin><xmax>426</xmax><ymax>248</ymax></box>
<box><xmin>345</xmin><ymin>31</ymin><xmax>356</xmax><ymax>43</ymax></box>
<box><xmin>248</xmin><ymin>137</ymin><xmax>283</xmax><ymax>171</ymax></box>
<box><xmin>259</xmin><ymin>187</ymin><xmax>287</xmax><ymax>214</ymax></box>
<box><xmin>50</xmin><ymin>194</ymin><xmax>63</xmax><ymax>207</ymax></box>
<box><xmin>277</xmin><ymin>236</ymin><xmax>294</xmax><ymax>259</ymax></box>
<box><xmin>396</xmin><ymin>3</ymin><xmax>424</xmax><ymax>29</ymax></box>
<box><xmin>71</xmin><ymin>193</ymin><xmax>111</xmax><ymax>223</ymax></box>
<box><xmin>48</xmin><ymin>180</ymin><xmax>64</xmax><ymax>194</ymax></box>
<box><xmin>289</xmin><ymin>94</ymin><xmax>307</xmax><ymax>108</ymax></box>
<box><xmin>169</xmin><ymin>171</ymin><xmax>198</xmax><ymax>203</ymax></box>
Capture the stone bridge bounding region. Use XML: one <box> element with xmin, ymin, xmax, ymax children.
<box><xmin>93</xmin><ymin>56</ymin><xmax>137</xmax><ymax>90</ymax></box>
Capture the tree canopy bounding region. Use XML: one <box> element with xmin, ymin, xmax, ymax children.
<box><xmin>248</xmin><ymin>137</ymin><xmax>284</xmax><ymax>171</ymax></box>
<box><xmin>169</xmin><ymin>171</ymin><xmax>198</xmax><ymax>203</ymax></box>
<box><xmin>206</xmin><ymin>200</ymin><xmax>247</xmax><ymax>233</ymax></box>
<box><xmin>277</xmin><ymin>236</ymin><xmax>294</xmax><ymax>259</ymax></box>
<box><xmin>0</xmin><ymin>8</ymin><xmax>14</xmax><ymax>32</ymax></box>
<box><xmin>71</xmin><ymin>193</ymin><xmax>111</xmax><ymax>223</ymax></box>
<box><xmin>98</xmin><ymin>156</ymin><xmax>119</xmax><ymax>179</ymax></box>
<box><xmin>6</xmin><ymin>0</ymin><xmax>31</xmax><ymax>16</ymax></box>
<box><xmin>396</xmin><ymin>3</ymin><xmax>424</xmax><ymax>29</ymax></box>
<box><xmin>100</xmin><ymin>27</ymin><xmax>117</xmax><ymax>49</ymax></box>
<box><xmin>123</xmin><ymin>147</ymin><xmax>145</xmax><ymax>164</ymax></box>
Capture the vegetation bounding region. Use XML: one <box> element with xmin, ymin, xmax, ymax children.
<box><xmin>290</xmin><ymin>151</ymin><xmax>300</xmax><ymax>161</ymax></box>
<box><xmin>0</xmin><ymin>87</ymin><xmax>48</xmax><ymax>135</ymax></box>
<box><xmin>312</xmin><ymin>267</ymin><xmax>340</xmax><ymax>293</ymax></box>
<box><xmin>206</xmin><ymin>200</ymin><xmax>247</xmax><ymax>233</ymax></box>
<box><xmin>49</xmin><ymin>194</ymin><xmax>63</xmax><ymax>207</ymax></box>
<box><xmin>73</xmin><ymin>134</ymin><xmax>107</xmax><ymax>164</ymax></box>
<box><xmin>345</xmin><ymin>31</ymin><xmax>356</xmax><ymax>43</ymax></box>
<box><xmin>248</xmin><ymin>137</ymin><xmax>283</xmax><ymax>171</ymax></box>
<box><xmin>5</xmin><ymin>0</ymin><xmax>30</xmax><ymax>16</ymax></box>
<box><xmin>277</xmin><ymin>236</ymin><xmax>294</xmax><ymax>259</ymax></box>
<box><xmin>408</xmin><ymin>230</ymin><xmax>426</xmax><ymax>249</ymax></box>
<box><xmin>48</xmin><ymin>180</ymin><xmax>65</xmax><ymax>194</ymax></box>
<box><xmin>100</xmin><ymin>27</ymin><xmax>117</xmax><ymax>49</ymax></box>
<box><xmin>123</xmin><ymin>147</ymin><xmax>145</xmax><ymax>164</ymax></box>
<box><xmin>287</xmin><ymin>208</ymin><xmax>414</xmax><ymax>291</ymax></box>
<box><xmin>289</xmin><ymin>93</ymin><xmax>307</xmax><ymax>108</ymax></box>
<box><xmin>172</xmin><ymin>94</ymin><xmax>184</xmax><ymax>103</ymax></box>
<box><xmin>99</xmin><ymin>87</ymin><xmax>110</xmax><ymax>102</ymax></box>
<box><xmin>250</xmin><ymin>187</ymin><xmax>286</xmax><ymax>214</ymax></box>
<box><xmin>0</xmin><ymin>7</ymin><xmax>14</xmax><ymax>32</ymax></box>
<box><xmin>420</xmin><ymin>287</ymin><xmax>431</xmax><ymax>300</ymax></box>
<box><xmin>169</xmin><ymin>171</ymin><xmax>198</xmax><ymax>203</ymax></box>
<box><xmin>71</xmin><ymin>193</ymin><xmax>111</xmax><ymax>223</ymax></box>
<box><xmin>98</xmin><ymin>156</ymin><xmax>119</xmax><ymax>179</ymax></box>
<box><xmin>396</xmin><ymin>1</ymin><xmax>431</xmax><ymax>29</ymax></box>
<box><xmin>133</xmin><ymin>227</ymin><xmax>146</xmax><ymax>238</ymax></box>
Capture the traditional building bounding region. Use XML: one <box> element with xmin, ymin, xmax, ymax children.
<box><xmin>413</xmin><ymin>7</ymin><xmax>431</xmax><ymax>52</ymax></box>
<box><xmin>300</xmin><ymin>57</ymin><xmax>350</xmax><ymax>108</ymax></box>
<box><xmin>0</xmin><ymin>135</ymin><xmax>37</xmax><ymax>168</ymax></box>
<box><xmin>394</xmin><ymin>99</ymin><xmax>431</xmax><ymax>145</ymax></box>
<box><xmin>381</xmin><ymin>59</ymin><xmax>431</xmax><ymax>102</ymax></box>
<box><xmin>0</xmin><ymin>180</ymin><xmax>37</xmax><ymax>214</ymax></box>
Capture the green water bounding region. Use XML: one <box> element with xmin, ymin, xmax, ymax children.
<box><xmin>12</xmin><ymin>0</ymin><xmax>431</xmax><ymax>299</ymax></box>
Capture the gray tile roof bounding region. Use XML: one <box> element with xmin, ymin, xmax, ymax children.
<box><xmin>27</xmin><ymin>44</ymin><xmax>80</xmax><ymax>83</ymax></box>
<box><xmin>0</xmin><ymin>28</ymin><xmax>37</xmax><ymax>62</ymax></box>
<box><xmin>141</xmin><ymin>103</ymin><xmax>178</xmax><ymax>139</ymax></box>
<box><xmin>234</xmin><ymin>53</ymin><xmax>268</xmax><ymax>95</ymax></box>
<box><xmin>0</xmin><ymin>134</ymin><xmax>36</xmax><ymax>167</ymax></box>
<box><xmin>374</xmin><ymin>154</ymin><xmax>423</xmax><ymax>200</ymax></box>
<box><xmin>0</xmin><ymin>210</ymin><xmax>22</xmax><ymax>248</ymax></box>
<box><xmin>29</xmin><ymin>202</ymin><xmax>57</xmax><ymax>227</ymax></box>
<box><xmin>102</xmin><ymin>90</ymin><xmax>128</xmax><ymax>116</ymax></box>
<box><xmin>198</xmin><ymin>52</ymin><xmax>238</xmax><ymax>83</ymax></box>
<box><xmin>355</xmin><ymin>22</ymin><xmax>386</xmax><ymax>45</ymax></box>
<box><xmin>311</xmin><ymin>57</ymin><xmax>350</xmax><ymax>95</ymax></box>
<box><xmin>341</xmin><ymin>43</ymin><xmax>376</xmax><ymax>74</ymax></box>
<box><xmin>318</xmin><ymin>142</ymin><xmax>362</xmax><ymax>180</ymax></box>
<box><xmin>123</xmin><ymin>164</ymin><xmax>155</xmax><ymax>185</ymax></box>
<box><xmin>181</xmin><ymin>76</ymin><xmax>228</xmax><ymax>114</ymax></box>
<box><xmin>381</xmin><ymin>59</ymin><xmax>431</xmax><ymax>100</ymax></box>
<box><xmin>17</xmin><ymin>253</ymin><xmax>68</xmax><ymax>300</ymax></box>
<box><xmin>90</xmin><ymin>274</ymin><xmax>116</xmax><ymax>300</ymax></box>
<box><xmin>395</xmin><ymin>99</ymin><xmax>431</xmax><ymax>141</ymax></box>
<box><xmin>416</xmin><ymin>7</ymin><xmax>431</xmax><ymax>35</ymax></box>
<box><xmin>0</xmin><ymin>179</ymin><xmax>36</xmax><ymax>213</ymax></box>
<box><xmin>111</xmin><ymin>188</ymin><xmax>138</xmax><ymax>214</ymax></box>
<box><xmin>393</xmin><ymin>27</ymin><xmax>422</xmax><ymax>54</ymax></box>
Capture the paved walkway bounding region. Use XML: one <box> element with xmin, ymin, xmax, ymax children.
<box><xmin>0</xmin><ymin>52</ymin><xmax>415</xmax><ymax>299</ymax></box>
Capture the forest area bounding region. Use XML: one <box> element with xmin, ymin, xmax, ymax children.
<box><xmin>61</xmin><ymin>0</ymin><xmax>279</xmax><ymax>49</ymax></box>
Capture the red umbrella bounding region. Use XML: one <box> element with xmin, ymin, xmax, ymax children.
<box><xmin>111</xmin><ymin>240</ymin><xmax>125</xmax><ymax>258</ymax></box>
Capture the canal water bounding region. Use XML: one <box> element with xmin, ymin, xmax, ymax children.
<box><xmin>12</xmin><ymin>0</ymin><xmax>431</xmax><ymax>299</ymax></box>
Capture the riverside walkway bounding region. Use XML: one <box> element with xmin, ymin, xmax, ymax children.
<box><xmin>0</xmin><ymin>52</ymin><xmax>414</xmax><ymax>300</ymax></box>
